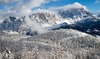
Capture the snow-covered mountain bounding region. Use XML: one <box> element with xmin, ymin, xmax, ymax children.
<box><xmin>0</xmin><ymin>2</ymin><xmax>98</xmax><ymax>36</ymax></box>
<box><xmin>0</xmin><ymin>11</ymin><xmax>62</xmax><ymax>35</ymax></box>
<box><xmin>58</xmin><ymin>8</ymin><xmax>92</xmax><ymax>21</ymax></box>
<box><xmin>50</xmin><ymin>2</ymin><xmax>93</xmax><ymax>24</ymax></box>
<box><xmin>28</xmin><ymin>10</ymin><xmax>62</xmax><ymax>27</ymax></box>
<box><xmin>0</xmin><ymin>2</ymin><xmax>100</xmax><ymax>59</ymax></box>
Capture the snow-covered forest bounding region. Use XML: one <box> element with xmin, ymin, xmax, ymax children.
<box><xmin>0</xmin><ymin>29</ymin><xmax>100</xmax><ymax>59</ymax></box>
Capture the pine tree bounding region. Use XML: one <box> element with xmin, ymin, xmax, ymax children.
<box><xmin>0</xmin><ymin>53</ymin><xmax>2</xmax><ymax>59</ymax></box>
<box><xmin>21</xmin><ymin>44</ymin><xmax>31</xmax><ymax>59</ymax></box>
<box><xmin>31</xmin><ymin>45</ymin><xmax>40</xmax><ymax>59</ymax></box>
<box><xmin>2</xmin><ymin>48</ymin><xmax>14</xmax><ymax>59</ymax></box>
<box><xmin>52</xmin><ymin>42</ymin><xmax>63</xmax><ymax>59</ymax></box>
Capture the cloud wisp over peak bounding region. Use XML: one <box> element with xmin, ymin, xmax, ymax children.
<box><xmin>49</xmin><ymin>2</ymin><xmax>88</xmax><ymax>11</ymax></box>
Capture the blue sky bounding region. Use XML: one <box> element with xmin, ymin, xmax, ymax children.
<box><xmin>0</xmin><ymin>0</ymin><xmax>100</xmax><ymax>13</ymax></box>
<box><xmin>41</xmin><ymin>0</ymin><xmax>100</xmax><ymax>13</ymax></box>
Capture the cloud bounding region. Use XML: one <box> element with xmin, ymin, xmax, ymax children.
<box><xmin>21</xmin><ymin>16</ymin><xmax>47</xmax><ymax>34</ymax></box>
<box><xmin>0</xmin><ymin>0</ymin><xmax>9</xmax><ymax>4</ymax></box>
<box><xmin>0</xmin><ymin>0</ymin><xmax>23</xmax><ymax>5</ymax></box>
<box><xmin>95</xmin><ymin>0</ymin><xmax>100</xmax><ymax>3</ymax></box>
<box><xmin>49</xmin><ymin>2</ymin><xmax>88</xmax><ymax>11</ymax></box>
<box><xmin>0</xmin><ymin>0</ymin><xmax>58</xmax><ymax>20</ymax></box>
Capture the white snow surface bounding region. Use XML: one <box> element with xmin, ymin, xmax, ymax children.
<box><xmin>3</xmin><ymin>30</ymin><xmax>19</xmax><ymax>34</ymax></box>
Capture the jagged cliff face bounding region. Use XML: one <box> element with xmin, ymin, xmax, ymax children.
<box><xmin>29</xmin><ymin>12</ymin><xmax>61</xmax><ymax>26</ymax></box>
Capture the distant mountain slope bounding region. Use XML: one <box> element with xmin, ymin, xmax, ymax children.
<box><xmin>67</xmin><ymin>18</ymin><xmax>100</xmax><ymax>36</ymax></box>
<box><xmin>97</xmin><ymin>14</ymin><xmax>100</xmax><ymax>18</ymax></box>
<box><xmin>50</xmin><ymin>17</ymin><xmax>100</xmax><ymax>36</ymax></box>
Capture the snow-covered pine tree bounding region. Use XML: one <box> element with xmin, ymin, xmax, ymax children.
<box><xmin>51</xmin><ymin>42</ymin><xmax>63</xmax><ymax>59</ymax></box>
<box><xmin>2</xmin><ymin>48</ymin><xmax>14</xmax><ymax>59</ymax></box>
<box><xmin>21</xmin><ymin>44</ymin><xmax>31</xmax><ymax>59</ymax></box>
<box><xmin>31</xmin><ymin>45</ymin><xmax>40</xmax><ymax>59</ymax></box>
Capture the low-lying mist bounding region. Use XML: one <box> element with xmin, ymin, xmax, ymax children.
<box><xmin>23</xmin><ymin>16</ymin><xmax>48</xmax><ymax>34</ymax></box>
